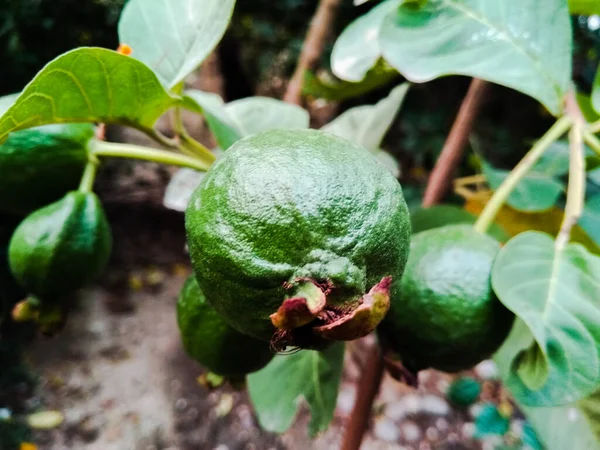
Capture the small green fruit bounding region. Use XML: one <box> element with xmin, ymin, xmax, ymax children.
<box><xmin>185</xmin><ymin>129</ymin><xmax>411</xmax><ymax>349</ymax></box>
<box><xmin>177</xmin><ymin>276</ymin><xmax>273</xmax><ymax>377</ymax></box>
<box><xmin>0</xmin><ymin>124</ymin><xmax>94</xmax><ymax>215</ymax></box>
<box><xmin>447</xmin><ymin>376</ymin><xmax>482</xmax><ymax>407</ymax></box>
<box><xmin>8</xmin><ymin>191</ymin><xmax>112</xmax><ymax>299</ymax></box>
<box><xmin>381</xmin><ymin>224</ymin><xmax>514</xmax><ymax>372</ymax></box>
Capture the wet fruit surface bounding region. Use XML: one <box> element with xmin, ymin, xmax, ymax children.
<box><xmin>185</xmin><ymin>129</ymin><xmax>411</xmax><ymax>348</ymax></box>
<box><xmin>0</xmin><ymin>124</ymin><xmax>93</xmax><ymax>215</ymax></box>
<box><xmin>381</xmin><ymin>225</ymin><xmax>514</xmax><ymax>373</ymax></box>
<box><xmin>8</xmin><ymin>191</ymin><xmax>112</xmax><ymax>300</ymax></box>
<box><xmin>177</xmin><ymin>276</ymin><xmax>273</xmax><ymax>377</ymax></box>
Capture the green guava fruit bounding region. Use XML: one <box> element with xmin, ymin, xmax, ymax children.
<box><xmin>177</xmin><ymin>276</ymin><xmax>274</xmax><ymax>377</ymax></box>
<box><xmin>380</xmin><ymin>224</ymin><xmax>514</xmax><ymax>373</ymax></box>
<box><xmin>0</xmin><ymin>123</ymin><xmax>94</xmax><ymax>215</ymax></box>
<box><xmin>8</xmin><ymin>191</ymin><xmax>112</xmax><ymax>300</ymax></box>
<box><xmin>185</xmin><ymin>129</ymin><xmax>411</xmax><ymax>350</ymax></box>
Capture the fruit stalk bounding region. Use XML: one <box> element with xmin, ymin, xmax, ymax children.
<box><xmin>78</xmin><ymin>160</ymin><xmax>99</xmax><ymax>193</ymax></box>
<box><xmin>90</xmin><ymin>140</ymin><xmax>212</xmax><ymax>172</ymax></box>
<box><xmin>474</xmin><ymin>115</ymin><xmax>573</xmax><ymax>234</ymax></box>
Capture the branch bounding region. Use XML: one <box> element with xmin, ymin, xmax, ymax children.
<box><xmin>340</xmin><ymin>338</ymin><xmax>384</xmax><ymax>450</ymax></box>
<box><xmin>283</xmin><ymin>0</ymin><xmax>342</xmax><ymax>105</ymax></box>
<box><xmin>422</xmin><ymin>78</ymin><xmax>489</xmax><ymax>207</ymax></box>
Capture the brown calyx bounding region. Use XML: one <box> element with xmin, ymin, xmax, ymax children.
<box><xmin>269</xmin><ymin>276</ymin><xmax>392</xmax><ymax>352</ymax></box>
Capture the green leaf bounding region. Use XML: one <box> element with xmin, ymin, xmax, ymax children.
<box><xmin>184</xmin><ymin>92</ymin><xmax>310</xmax><ymax>150</ymax></box>
<box><xmin>379</xmin><ymin>0</ymin><xmax>572</xmax><ymax>116</ymax></box>
<box><xmin>580</xmin><ymin>195</ymin><xmax>600</xmax><ymax>247</ymax></box>
<box><xmin>492</xmin><ymin>231</ymin><xmax>600</xmax><ymax>406</ymax></box>
<box><xmin>593</xmin><ymin>65</ymin><xmax>600</xmax><ymax>115</ymax></box>
<box><xmin>118</xmin><ymin>0</ymin><xmax>236</xmax><ymax>89</ymax></box>
<box><xmin>474</xmin><ymin>403</ymin><xmax>510</xmax><ymax>438</ymax></box>
<box><xmin>569</xmin><ymin>0</ymin><xmax>600</xmax><ymax>15</ymax></box>
<box><xmin>483</xmin><ymin>163</ymin><xmax>564</xmax><ymax>212</ymax></box>
<box><xmin>303</xmin><ymin>62</ymin><xmax>398</xmax><ymax>101</ymax></box>
<box><xmin>226</xmin><ymin>97</ymin><xmax>310</xmax><ymax>137</ymax></box>
<box><xmin>247</xmin><ymin>344</ymin><xmax>345</xmax><ymax>436</ymax></box>
<box><xmin>577</xmin><ymin>91</ymin><xmax>600</xmax><ymax>123</ymax></box>
<box><xmin>0</xmin><ymin>48</ymin><xmax>178</xmax><ymax>142</ymax></box>
<box><xmin>534</xmin><ymin>141</ymin><xmax>571</xmax><ymax>177</ymax></box>
<box><xmin>331</xmin><ymin>0</ymin><xmax>401</xmax><ymax>82</ymax></box>
<box><xmin>410</xmin><ymin>205</ymin><xmax>509</xmax><ymax>242</ymax></box>
<box><xmin>322</xmin><ymin>83</ymin><xmax>409</xmax><ymax>151</ymax></box>
<box><xmin>495</xmin><ymin>321</ymin><xmax>600</xmax><ymax>449</ymax></box>
<box><xmin>183</xmin><ymin>90</ymin><xmax>241</xmax><ymax>150</ymax></box>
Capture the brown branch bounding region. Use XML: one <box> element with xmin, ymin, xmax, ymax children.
<box><xmin>340</xmin><ymin>338</ymin><xmax>384</xmax><ymax>450</ymax></box>
<box><xmin>422</xmin><ymin>78</ymin><xmax>489</xmax><ymax>207</ymax></box>
<box><xmin>283</xmin><ymin>0</ymin><xmax>342</xmax><ymax>105</ymax></box>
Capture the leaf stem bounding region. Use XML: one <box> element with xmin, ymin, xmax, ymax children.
<box><xmin>556</xmin><ymin>123</ymin><xmax>585</xmax><ymax>250</ymax></box>
<box><xmin>473</xmin><ymin>116</ymin><xmax>573</xmax><ymax>234</ymax></box>
<box><xmin>78</xmin><ymin>159</ymin><xmax>99</xmax><ymax>193</ymax></box>
<box><xmin>589</xmin><ymin>120</ymin><xmax>600</xmax><ymax>134</ymax></box>
<box><xmin>90</xmin><ymin>140</ymin><xmax>211</xmax><ymax>172</ymax></box>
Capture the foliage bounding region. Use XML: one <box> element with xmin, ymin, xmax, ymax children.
<box><xmin>3</xmin><ymin>0</ymin><xmax>600</xmax><ymax>445</ymax></box>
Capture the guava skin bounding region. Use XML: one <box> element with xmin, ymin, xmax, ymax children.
<box><xmin>0</xmin><ymin>123</ymin><xmax>93</xmax><ymax>215</ymax></box>
<box><xmin>185</xmin><ymin>129</ymin><xmax>411</xmax><ymax>344</ymax></box>
<box><xmin>381</xmin><ymin>225</ymin><xmax>514</xmax><ymax>373</ymax></box>
<box><xmin>8</xmin><ymin>191</ymin><xmax>112</xmax><ymax>299</ymax></box>
<box><xmin>177</xmin><ymin>276</ymin><xmax>274</xmax><ymax>377</ymax></box>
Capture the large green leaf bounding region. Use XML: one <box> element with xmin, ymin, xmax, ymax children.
<box><xmin>118</xmin><ymin>0</ymin><xmax>236</xmax><ymax>89</ymax></box>
<box><xmin>183</xmin><ymin>90</ymin><xmax>241</xmax><ymax>150</ymax></box>
<box><xmin>492</xmin><ymin>231</ymin><xmax>600</xmax><ymax>406</ymax></box>
<box><xmin>321</xmin><ymin>83</ymin><xmax>409</xmax><ymax>151</ymax></box>
<box><xmin>226</xmin><ymin>97</ymin><xmax>310</xmax><ymax>137</ymax></box>
<box><xmin>247</xmin><ymin>344</ymin><xmax>344</xmax><ymax>436</ymax></box>
<box><xmin>303</xmin><ymin>63</ymin><xmax>398</xmax><ymax>101</ymax></box>
<box><xmin>0</xmin><ymin>48</ymin><xmax>178</xmax><ymax>142</ymax></box>
<box><xmin>580</xmin><ymin>195</ymin><xmax>600</xmax><ymax>247</ymax></box>
<box><xmin>483</xmin><ymin>163</ymin><xmax>564</xmax><ymax>212</ymax></box>
<box><xmin>569</xmin><ymin>0</ymin><xmax>600</xmax><ymax>15</ymax></box>
<box><xmin>331</xmin><ymin>0</ymin><xmax>400</xmax><ymax>82</ymax></box>
<box><xmin>184</xmin><ymin>92</ymin><xmax>309</xmax><ymax>150</ymax></box>
<box><xmin>495</xmin><ymin>320</ymin><xmax>600</xmax><ymax>449</ymax></box>
<box><xmin>379</xmin><ymin>0</ymin><xmax>572</xmax><ymax>115</ymax></box>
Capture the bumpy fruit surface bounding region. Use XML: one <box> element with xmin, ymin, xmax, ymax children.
<box><xmin>8</xmin><ymin>191</ymin><xmax>112</xmax><ymax>299</ymax></box>
<box><xmin>177</xmin><ymin>276</ymin><xmax>273</xmax><ymax>377</ymax></box>
<box><xmin>0</xmin><ymin>124</ymin><xmax>93</xmax><ymax>215</ymax></box>
<box><xmin>381</xmin><ymin>225</ymin><xmax>514</xmax><ymax>373</ymax></box>
<box><xmin>185</xmin><ymin>129</ymin><xmax>411</xmax><ymax>349</ymax></box>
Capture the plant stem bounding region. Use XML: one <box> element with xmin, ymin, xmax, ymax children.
<box><xmin>556</xmin><ymin>123</ymin><xmax>585</xmax><ymax>250</ymax></box>
<box><xmin>340</xmin><ymin>339</ymin><xmax>384</xmax><ymax>450</ymax></box>
<box><xmin>78</xmin><ymin>159</ymin><xmax>99</xmax><ymax>193</ymax></box>
<box><xmin>90</xmin><ymin>140</ymin><xmax>211</xmax><ymax>172</ymax></box>
<box><xmin>283</xmin><ymin>0</ymin><xmax>342</xmax><ymax>105</ymax></box>
<box><xmin>181</xmin><ymin>133</ymin><xmax>217</xmax><ymax>163</ymax></box>
<box><xmin>422</xmin><ymin>78</ymin><xmax>489</xmax><ymax>207</ymax></box>
<box><xmin>589</xmin><ymin>120</ymin><xmax>600</xmax><ymax>134</ymax></box>
<box><xmin>473</xmin><ymin>116</ymin><xmax>573</xmax><ymax>234</ymax></box>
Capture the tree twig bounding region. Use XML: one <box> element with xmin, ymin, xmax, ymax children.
<box><xmin>422</xmin><ymin>78</ymin><xmax>489</xmax><ymax>207</ymax></box>
<box><xmin>340</xmin><ymin>339</ymin><xmax>384</xmax><ymax>450</ymax></box>
<box><xmin>283</xmin><ymin>0</ymin><xmax>342</xmax><ymax>105</ymax></box>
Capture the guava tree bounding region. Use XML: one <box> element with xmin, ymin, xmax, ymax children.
<box><xmin>1</xmin><ymin>0</ymin><xmax>600</xmax><ymax>449</ymax></box>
